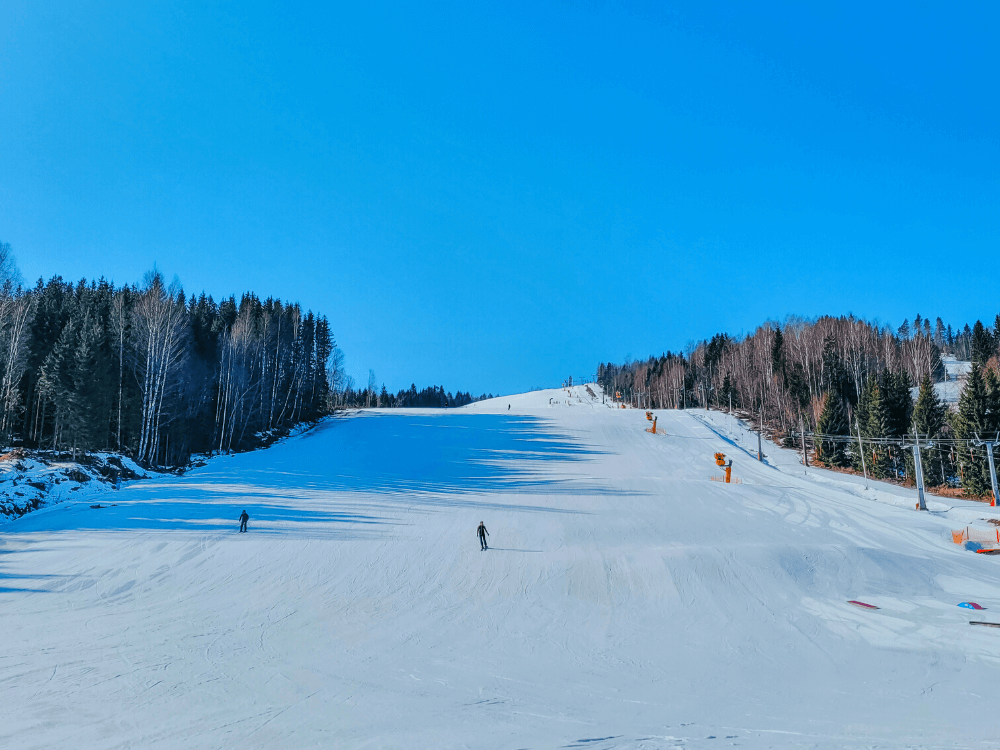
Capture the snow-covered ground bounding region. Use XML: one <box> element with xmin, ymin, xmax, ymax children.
<box><xmin>3</xmin><ymin>385</ymin><xmax>1000</xmax><ymax>748</ymax></box>
<box><xmin>909</xmin><ymin>379</ymin><xmax>964</xmax><ymax>406</ymax></box>
<box><xmin>942</xmin><ymin>355</ymin><xmax>972</xmax><ymax>381</ymax></box>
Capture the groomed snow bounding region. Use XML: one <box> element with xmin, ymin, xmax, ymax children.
<box><xmin>3</xmin><ymin>385</ymin><xmax>1000</xmax><ymax>749</ymax></box>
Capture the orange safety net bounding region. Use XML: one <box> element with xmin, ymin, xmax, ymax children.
<box><xmin>710</xmin><ymin>475</ymin><xmax>742</xmax><ymax>484</ymax></box>
<box><xmin>951</xmin><ymin>527</ymin><xmax>1000</xmax><ymax>546</ymax></box>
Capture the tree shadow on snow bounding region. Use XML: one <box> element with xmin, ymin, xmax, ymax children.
<box><xmin>8</xmin><ymin>413</ymin><xmax>622</xmax><ymax>538</ymax></box>
<box><xmin>280</xmin><ymin>413</ymin><xmax>622</xmax><ymax>498</ymax></box>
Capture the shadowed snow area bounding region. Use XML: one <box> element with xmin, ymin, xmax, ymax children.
<box><xmin>3</xmin><ymin>386</ymin><xmax>1000</xmax><ymax>748</ymax></box>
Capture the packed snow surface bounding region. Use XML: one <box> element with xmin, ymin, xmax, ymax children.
<box><xmin>4</xmin><ymin>385</ymin><xmax>1000</xmax><ymax>749</ymax></box>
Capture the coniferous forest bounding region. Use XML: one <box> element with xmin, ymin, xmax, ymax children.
<box><xmin>0</xmin><ymin>248</ymin><xmax>490</xmax><ymax>467</ymax></box>
<box><xmin>599</xmin><ymin>314</ymin><xmax>1000</xmax><ymax>498</ymax></box>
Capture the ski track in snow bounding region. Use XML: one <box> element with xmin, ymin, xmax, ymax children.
<box><xmin>3</xmin><ymin>385</ymin><xmax>1000</xmax><ymax>748</ymax></box>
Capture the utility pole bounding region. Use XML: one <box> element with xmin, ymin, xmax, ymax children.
<box><xmin>971</xmin><ymin>434</ymin><xmax>1000</xmax><ymax>507</ymax></box>
<box><xmin>910</xmin><ymin>427</ymin><xmax>928</xmax><ymax>511</ymax></box>
<box><xmin>799</xmin><ymin>412</ymin><xmax>808</xmax><ymax>470</ymax></box>
<box><xmin>757</xmin><ymin>404</ymin><xmax>763</xmax><ymax>462</ymax></box>
<box><xmin>855</xmin><ymin>417</ymin><xmax>868</xmax><ymax>490</ymax></box>
<box><xmin>988</xmin><ymin>442</ymin><xmax>999</xmax><ymax>508</ymax></box>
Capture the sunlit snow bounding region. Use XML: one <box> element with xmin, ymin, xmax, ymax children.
<box><xmin>3</xmin><ymin>385</ymin><xmax>1000</xmax><ymax>748</ymax></box>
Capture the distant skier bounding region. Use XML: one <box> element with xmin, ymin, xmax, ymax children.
<box><xmin>477</xmin><ymin>521</ymin><xmax>489</xmax><ymax>550</ymax></box>
<box><xmin>508</xmin><ymin>404</ymin><xmax>510</xmax><ymax>410</ymax></box>
<box><xmin>239</xmin><ymin>510</ymin><xmax>249</xmax><ymax>533</ymax></box>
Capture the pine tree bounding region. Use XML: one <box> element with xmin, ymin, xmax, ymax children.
<box><xmin>955</xmin><ymin>365</ymin><xmax>994</xmax><ymax>497</ymax></box>
<box><xmin>771</xmin><ymin>327</ymin><xmax>785</xmax><ymax>382</ymax></box>
<box><xmin>720</xmin><ymin>373</ymin><xmax>733</xmax><ymax>408</ymax></box>
<box><xmin>911</xmin><ymin>374</ymin><xmax>946</xmax><ymax>485</ymax></box>
<box><xmin>821</xmin><ymin>336</ymin><xmax>845</xmax><ymax>400</ymax></box>
<box><xmin>852</xmin><ymin>376</ymin><xmax>876</xmax><ymax>475</ymax></box>
<box><xmin>67</xmin><ymin>312</ymin><xmax>111</xmax><ymax>452</ymax></box>
<box><xmin>816</xmin><ymin>391</ymin><xmax>849</xmax><ymax>466</ymax></box>
<box><xmin>885</xmin><ymin>370</ymin><xmax>913</xmax><ymax>438</ymax></box>
<box><xmin>971</xmin><ymin>320</ymin><xmax>994</xmax><ymax>367</ymax></box>
<box><xmin>858</xmin><ymin>369</ymin><xmax>910</xmax><ymax>479</ymax></box>
<box><xmin>37</xmin><ymin>320</ymin><xmax>76</xmax><ymax>449</ymax></box>
<box><xmin>786</xmin><ymin>362</ymin><xmax>811</xmax><ymax>413</ymax></box>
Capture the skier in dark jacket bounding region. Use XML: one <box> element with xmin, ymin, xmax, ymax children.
<box><xmin>477</xmin><ymin>521</ymin><xmax>489</xmax><ymax>550</ymax></box>
<box><xmin>239</xmin><ymin>510</ymin><xmax>249</xmax><ymax>533</ymax></box>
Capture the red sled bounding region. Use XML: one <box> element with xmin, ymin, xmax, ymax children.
<box><xmin>848</xmin><ymin>600</ymin><xmax>878</xmax><ymax>610</ymax></box>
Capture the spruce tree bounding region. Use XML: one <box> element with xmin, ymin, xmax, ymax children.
<box><xmin>786</xmin><ymin>362</ymin><xmax>811</xmax><ymax>414</ymax></box>
<box><xmin>816</xmin><ymin>391</ymin><xmax>849</xmax><ymax>466</ymax></box>
<box><xmin>37</xmin><ymin>320</ymin><xmax>76</xmax><ymax>449</ymax></box>
<box><xmin>955</xmin><ymin>365</ymin><xmax>994</xmax><ymax>496</ymax></box>
<box><xmin>971</xmin><ymin>320</ymin><xmax>994</xmax><ymax>367</ymax></box>
<box><xmin>861</xmin><ymin>370</ymin><xmax>897</xmax><ymax>479</ymax></box>
<box><xmin>821</xmin><ymin>336</ymin><xmax>845</xmax><ymax>400</ymax></box>
<box><xmin>911</xmin><ymin>374</ymin><xmax>946</xmax><ymax>485</ymax></box>
<box><xmin>852</xmin><ymin>375</ymin><xmax>875</xmax><ymax>476</ymax></box>
<box><xmin>771</xmin><ymin>327</ymin><xmax>785</xmax><ymax>382</ymax></box>
<box><xmin>720</xmin><ymin>373</ymin><xmax>733</xmax><ymax>408</ymax></box>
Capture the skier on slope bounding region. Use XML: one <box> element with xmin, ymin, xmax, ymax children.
<box><xmin>239</xmin><ymin>510</ymin><xmax>249</xmax><ymax>533</ymax></box>
<box><xmin>477</xmin><ymin>521</ymin><xmax>489</xmax><ymax>550</ymax></box>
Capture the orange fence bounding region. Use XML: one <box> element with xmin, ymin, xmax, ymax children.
<box><xmin>711</xmin><ymin>475</ymin><xmax>743</xmax><ymax>484</ymax></box>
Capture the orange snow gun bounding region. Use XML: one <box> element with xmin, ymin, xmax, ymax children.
<box><xmin>646</xmin><ymin>411</ymin><xmax>653</xmax><ymax>421</ymax></box>
<box><xmin>646</xmin><ymin>416</ymin><xmax>658</xmax><ymax>434</ymax></box>
<box><xmin>712</xmin><ymin>453</ymin><xmax>735</xmax><ymax>483</ymax></box>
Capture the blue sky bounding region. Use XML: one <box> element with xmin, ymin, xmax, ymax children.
<box><xmin>2</xmin><ymin>2</ymin><xmax>997</xmax><ymax>394</ymax></box>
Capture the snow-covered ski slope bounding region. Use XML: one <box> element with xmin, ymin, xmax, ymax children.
<box><xmin>4</xmin><ymin>385</ymin><xmax>1000</xmax><ymax>749</ymax></box>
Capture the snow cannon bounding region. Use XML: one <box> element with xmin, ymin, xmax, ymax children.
<box><xmin>645</xmin><ymin>416</ymin><xmax>658</xmax><ymax>435</ymax></box>
<box><xmin>712</xmin><ymin>453</ymin><xmax>735</xmax><ymax>483</ymax></box>
<box><xmin>646</xmin><ymin>411</ymin><xmax>653</xmax><ymax>421</ymax></box>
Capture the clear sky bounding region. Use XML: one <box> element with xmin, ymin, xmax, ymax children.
<box><xmin>2</xmin><ymin>2</ymin><xmax>997</xmax><ymax>395</ymax></box>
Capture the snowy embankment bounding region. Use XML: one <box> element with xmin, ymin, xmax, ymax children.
<box><xmin>3</xmin><ymin>385</ymin><xmax>1000</xmax><ymax>748</ymax></box>
<box><xmin>0</xmin><ymin>450</ymin><xmax>151</xmax><ymax>523</ymax></box>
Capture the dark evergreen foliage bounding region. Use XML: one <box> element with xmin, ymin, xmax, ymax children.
<box><xmin>0</xmin><ymin>267</ymin><xmax>488</xmax><ymax>467</ymax></box>
<box><xmin>971</xmin><ymin>320</ymin><xmax>996</xmax><ymax>367</ymax></box>
<box><xmin>954</xmin><ymin>366</ymin><xmax>1000</xmax><ymax>497</ymax></box>
<box><xmin>911</xmin><ymin>374</ymin><xmax>948</xmax><ymax>486</ymax></box>
<box><xmin>816</xmin><ymin>391</ymin><xmax>849</xmax><ymax>467</ymax></box>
